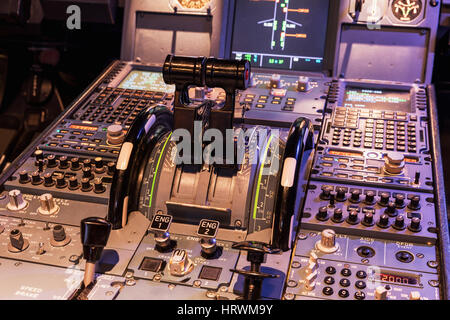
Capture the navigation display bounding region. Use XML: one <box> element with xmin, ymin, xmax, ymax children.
<box><xmin>343</xmin><ymin>86</ymin><xmax>411</xmax><ymax>112</ymax></box>
<box><xmin>118</xmin><ymin>70</ymin><xmax>175</xmax><ymax>93</ymax></box>
<box><xmin>230</xmin><ymin>0</ymin><xmax>330</xmax><ymax>71</ymax></box>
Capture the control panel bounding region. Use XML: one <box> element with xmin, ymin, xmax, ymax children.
<box><xmin>0</xmin><ymin>0</ymin><xmax>447</xmax><ymax>302</ymax></box>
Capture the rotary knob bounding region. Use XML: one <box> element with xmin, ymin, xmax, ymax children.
<box><xmin>384</xmin><ymin>153</ymin><xmax>405</xmax><ymax>175</ymax></box>
<box><xmin>349</xmin><ymin>190</ymin><xmax>361</xmax><ymax>203</ymax></box>
<box><xmin>19</xmin><ymin>170</ymin><xmax>30</xmax><ymax>184</ymax></box>
<box><xmin>50</xmin><ymin>224</ymin><xmax>71</xmax><ymax>247</ymax></box>
<box><xmin>335</xmin><ymin>187</ymin><xmax>347</xmax><ymax>201</ymax></box>
<box><xmin>107</xmin><ymin>124</ymin><xmax>125</xmax><ymax>145</ymax></box>
<box><xmin>320</xmin><ymin>185</ymin><xmax>332</xmax><ymax>200</ymax></box>
<box><xmin>94</xmin><ymin>157</ymin><xmax>105</xmax><ymax>174</ymax></box>
<box><xmin>59</xmin><ymin>156</ymin><xmax>69</xmax><ymax>169</ymax></box>
<box><xmin>392</xmin><ymin>215</ymin><xmax>406</xmax><ymax>230</ymax></box>
<box><xmin>8</xmin><ymin>229</ymin><xmax>29</xmax><ymax>252</ymax></box>
<box><xmin>378</xmin><ymin>192</ymin><xmax>390</xmax><ymax>206</ymax></box>
<box><xmin>362</xmin><ymin>212</ymin><xmax>374</xmax><ymax>227</ymax></box>
<box><xmin>107</xmin><ymin>162</ymin><xmax>116</xmax><ymax>175</ymax></box>
<box><xmin>409</xmin><ymin>291</ymin><xmax>421</xmax><ymax>300</ymax></box>
<box><xmin>34</xmin><ymin>149</ymin><xmax>44</xmax><ymax>161</ymax></box>
<box><xmin>81</xmin><ymin>178</ymin><xmax>93</xmax><ymax>192</ymax></box>
<box><xmin>38</xmin><ymin>193</ymin><xmax>59</xmax><ymax>215</ymax></box>
<box><xmin>408</xmin><ymin>196</ymin><xmax>421</xmax><ymax>210</ymax></box>
<box><xmin>43</xmin><ymin>173</ymin><xmax>55</xmax><ymax>187</ymax></box>
<box><xmin>316</xmin><ymin>206</ymin><xmax>329</xmax><ymax>221</ymax></box>
<box><xmin>375</xmin><ymin>286</ymin><xmax>388</xmax><ymax>300</ymax></box>
<box><xmin>7</xmin><ymin>190</ymin><xmax>28</xmax><ymax>211</ymax></box>
<box><xmin>331</xmin><ymin>208</ymin><xmax>344</xmax><ymax>223</ymax></box>
<box><xmin>269</xmin><ymin>74</ymin><xmax>282</xmax><ymax>89</ymax></box>
<box><xmin>31</xmin><ymin>171</ymin><xmax>43</xmax><ymax>185</ymax></box>
<box><xmin>169</xmin><ymin>249</ymin><xmax>194</xmax><ymax>276</ymax></box>
<box><xmin>394</xmin><ymin>194</ymin><xmax>406</xmax><ymax>208</ymax></box>
<box><xmin>297</xmin><ymin>76</ymin><xmax>311</xmax><ymax>92</ymax></box>
<box><xmin>93</xmin><ymin>178</ymin><xmax>106</xmax><ymax>194</ymax></box>
<box><xmin>315</xmin><ymin>229</ymin><xmax>339</xmax><ymax>253</ymax></box>
<box><xmin>47</xmin><ymin>154</ymin><xmax>57</xmax><ymax>168</ymax></box>
<box><xmin>68</xmin><ymin>176</ymin><xmax>79</xmax><ymax>190</ymax></box>
<box><xmin>346</xmin><ymin>210</ymin><xmax>359</xmax><ymax>225</ymax></box>
<box><xmin>385</xmin><ymin>202</ymin><xmax>397</xmax><ymax>217</ymax></box>
<box><xmin>377</xmin><ymin>214</ymin><xmax>390</xmax><ymax>228</ymax></box>
<box><xmin>408</xmin><ymin>217</ymin><xmax>422</xmax><ymax>232</ymax></box>
<box><xmin>70</xmin><ymin>157</ymin><xmax>81</xmax><ymax>171</ymax></box>
<box><xmin>82</xmin><ymin>166</ymin><xmax>93</xmax><ymax>180</ymax></box>
<box><xmin>364</xmin><ymin>191</ymin><xmax>375</xmax><ymax>204</ymax></box>
<box><xmin>55</xmin><ymin>174</ymin><xmax>67</xmax><ymax>189</ymax></box>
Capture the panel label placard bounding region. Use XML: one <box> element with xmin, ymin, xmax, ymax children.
<box><xmin>150</xmin><ymin>214</ymin><xmax>173</xmax><ymax>232</ymax></box>
<box><xmin>197</xmin><ymin>219</ymin><xmax>220</xmax><ymax>238</ymax></box>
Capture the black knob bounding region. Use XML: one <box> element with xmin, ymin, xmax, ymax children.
<box><xmin>82</xmin><ymin>159</ymin><xmax>92</xmax><ymax>169</ymax></box>
<box><xmin>408</xmin><ymin>196</ymin><xmax>421</xmax><ymax>210</ymax></box>
<box><xmin>47</xmin><ymin>155</ymin><xmax>57</xmax><ymax>168</ymax></box>
<box><xmin>56</xmin><ymin>174</ymin><xmax>67</xmax><ymax>189</ymax></box>
<box><xmin>332</xmin><ymin>208</ymin><xmax>344</xmax><ymax>223</ymax></box>
<box><xmin>94</xmin><ymin>157</ymin><xmax>105</xmax><ymax>173</ymax></box>
<box><xmin>34</xmin><ymin>149</ymin><xmax>44</xmax><ymax>161</ymax></box>
<box><xmin>31</xmin><ymin>171</ymin><xmax>43</xmax><ymax>185</ymax></box>
<box><xmin>81</xmin><ymin>178</ymin><xmax>92</xmax><ymax>192</ymax></box>
<box><xmin>53</xmin><ymin>225</ymin><xmax>67</xmax><ymax>242</ymax></box>
<box><xmin>336</xmin><ymin>187</ymin><xmax>346</xmax><ymax>201</ymax></box>
<box><xmin>107</xmin><ymin>162</ymin><xmax>116</xmax><ymax>175</ymax></box>
<box><xmin>59</xmin><ymin>156</ymin><xmax>69</xmax><ymax>169</ymax></box>
<box><xmin>385</xmin><ymin>202</ymin><xmax>397</xmax><ymax>217</ymax></box>
<box><xmin>316</xmin><ymin>206</ymin><xmax>329</xmax><ymax>221</ymax></box>
<box><xmin>43</xmin><ymin>173</ymin><xmax>55</xmax><ymax>187</ymax></box>
<box><xmin>362</xmin><ymin>212</ymin><xmax>374</xmax><ymax>227</ymax></box>
<box><xmin>68</xmin><ymin>176</ymin><xmax>79</xmax><ymax>190</ymax></box>
<box><xmin>320</xmin><ymin>186</ymin><xmax>332</xmax><ymax>200</ymax></box>
<box><xmin>393</xmin><ymin>215</ymin><xmax>406</xmax><ymax>230</ymax></box>
<box><xmin>82</xmin><ymin>167</ymin><xmax>93</xmax><ymax>180</ymax></box>
<box><xmin>70</xmin><ymin>157</ymin><xmax>81</xmax><ymax>171</ymax></box>
<box><xmin>329</xmin><ymin>193</ymin><xmax>336</xmax><ymax>206</ymax></box>
<box><xmin>93</xmin><ymin>178</ymin><xmax>105</xmax><ymax>194</ymax></box>
<box><xmin>364</xmin><ymin>191</ymin><xmax>375</xmax><ymax>204</ymax></box>
<box><xmin>37</xmin><ymin>160</ymin><xmax>45</xmax><ymax>172</ymax></box>
<box><xmin>377</xmin><ymin>214</ymin><xmax>390</xmax><ymax>228</ymax></box>
<box><xmin>80</xmin><ymin>217</ymin><xmax>112</xmax><ymax>263</ymax></box>
<box><xmin>349</xmin><ymin>190</ymin><xmax>361</xmax><ymax>203</ymax></box>
<box><xmin>408</xmin><ymin>217</ymin><xmax>422</xmax><ymax>232</ymax></box>
<box><xmin>346</xmin><ymin>210</ymin><xmax>359</xmax><ymax>225</ymax></box>
<box><xmin>378</xmin><ymin>192</ymin><xmax>390</xmax><ymax>206</ymax></box>
<box><xmin>394</xmin><ymin>194</ymin><xmax>405</xmax><ymax>208</ymax></box>
<box><xmin>19</xmin><ymin>170</ymin><xmax>30</xmax><ymax>184</ymax></box>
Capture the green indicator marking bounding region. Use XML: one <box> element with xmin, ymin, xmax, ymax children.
<box><xmin>253</xmin><ymin>135</ymin><xmax>274</xmax><ymax>219</ymax></box>
<box><xmin>148</xmin><ymin>132</ymin><xmax>172</xmax><ymax>208</ymax></box>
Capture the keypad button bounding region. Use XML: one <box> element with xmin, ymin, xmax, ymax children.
<box><xmin>326</xmin><ymin>266</ymin><xmax>336</xmax><ymax>275</ymax></box>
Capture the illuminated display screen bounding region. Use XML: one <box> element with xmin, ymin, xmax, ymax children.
<box><xmin>118</xmin><ymin>70</ymin><xmax>175</xmax><ymax>93</ymax></box>
<box><xmin>373</xmin><ymin>271</ymin><xmax>419</xmax><ymax>285</ymax></box>
<box><xmin>230</xmin><ymin>0</ymin><xmax>330</xmax><ymax>71</ymax></box>
<box><xmin>343</xmin><ymin>86</ymin><xmax>411</xmax><ymax>112</ymax></box>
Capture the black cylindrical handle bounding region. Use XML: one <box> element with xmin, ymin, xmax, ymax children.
<box><xmin>80</xmin><ymin>217</ymin><xmax>111</xmax><ymax>263</ymax></box>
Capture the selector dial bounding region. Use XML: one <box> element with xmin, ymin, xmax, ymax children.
<box><xmin>38</xmin><ymin>193</ymin><xmax>59</xmax><ymax>215</ymax></box>
<box><xmin>169</xmin><ymin>249</ymin><xmax>194</xmax><ymax>276</ymax></box>
<box><xmin>7</xmin><ymin>190</ymin><xmax>28</xmax><ymax>211</ymax></box>
<box><xmin>315</xmin><ymin>229</ymin><xmax>339</xmax><ymax>254</ymax></box>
